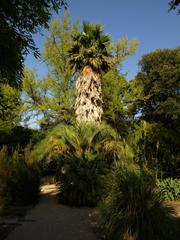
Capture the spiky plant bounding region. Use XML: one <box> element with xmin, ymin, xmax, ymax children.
<box><xmin>98</xmin><ymin>163</ymin><xmax>180</xmax><ymax>240</ymax></box>
<box><xmin>69</xmin><ymin>22</ymin><xmax>112</xmax><ymax>123</ymax></box>
<box><xmin>32</xmin><ymin>123</ymin><xmax>124</xmax><ymax>206</ymax></box>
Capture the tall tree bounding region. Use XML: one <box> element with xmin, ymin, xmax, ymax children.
<box><xmin>0</xmin><ymin>0</ymin><xmax>67</xmax><ymax>136</ymax></box>
<box><xmin>132</xmin><ymin>48</ymin><xmax>180</xmax><ymax>127</ymax></box>
<box><xmin>22</xmin><ymin>18</ymin><xmax>138</xmax><ymax>130</ymax></box>
<box><xmin>0</xmin><ymin>84</ymin><xmax>21</xmax><ymax>131</ymax></box>
<box><xmin>128</xmin><ymin>48</ymin><xmax>180</xmax><ymax>177</ymax></box>
<box><xmin>0</xmin><ymin>0</ymin><xmax>66</xmax><ymax>87</ymax></box>
<box><xmin>102</xmin><ymin>37</ymin><xmax>137</xmax><ymax>136</ymax></box>
<box><xmin>22</xmin><ymin>14</ymin><xmax>78</xmax><ymax>129</ymax></box>
<box><xmin>69</xmin><ymin>22</ymin><xmax>111</xmax><ymax>123</ymax></box>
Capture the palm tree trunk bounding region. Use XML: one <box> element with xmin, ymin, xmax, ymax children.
<box><xmin>75</xmin><ymin>66</ymin><xmax>103</xmax><ymax>123</ymax></box>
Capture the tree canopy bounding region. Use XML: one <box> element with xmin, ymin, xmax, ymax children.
<box><xmin>128</xmin><ymin>48</ymin><xmax>180</xmax><ymax>177</ymax></box>
<box><xmin>22</xmin><ymin>13</ymin><xmax>77</xmax><ymax>129</ymax></box>
<box><xmin>169</xmin><ymin>0</ymin><xmax>180</xmax><ymax>13</ymax></box>
<box><xmin>69</xmin><ymin>22</ymin><xmax>112</xmax><ymax>74</ymax></box>
<box><xmin>131</xmin><ymin>48</ymin><xmax>180</xmax><ymax>127</ymax></box>
<box><xmin>22</xmin><ymin>16</ymin><xmax>137</xmax><ymax>129</ymax></box>
<box><xmin>0</xmin><ymin>0</ymin><xmax>67</xmax><ymax>87</ymax></box>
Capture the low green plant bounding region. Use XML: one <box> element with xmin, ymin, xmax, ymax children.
<box><xmin>157</xmin><ymin>178</ymin><xmax>180</xmax><ymax>201</ymax></box>
<box><xmin>33</xmin><ymin>123</ymin><xmax>123</xmax><ymax>206</ymax></box>
<box><xmin>57</xmin><ymin>155</ymin><xmax>105</xmax><ymax>206</ymax></box>
<box><xmin>0</xmin><ymin>146</ymin><xmax>40</xmax><ymax>207</ymax></box>
<box><xmin>0</xmin><ymin>147</ymin><xmax>10</xmax><ymax>207</ymax></box>
<box><xmin>98</xmin><ymin>163</ymin><xmax>179</xmax><ymax>240</ymax></box>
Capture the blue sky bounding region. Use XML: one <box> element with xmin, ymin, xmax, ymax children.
<box><xmin>25</xmin><ymin>0</ymin><xmax>179</xmax><ymax>80</ymax></box>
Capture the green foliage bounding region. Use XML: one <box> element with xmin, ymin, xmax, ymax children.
<box><xmin>131</xmin><ymin>48</ymin><xmax>180</xmax><ymax>126</ymax></box>
<box><xmin>22</xmin><ymin>13</ymin><xmax>78</xmax><ymax>128</ymax></box>
<box><xmin>57</xmin><ymin>155</ymin><xmax>105</xmax><ymax>206</ymax></box>
<box><xmin>128</xmin><ymin>121</ymin><xmax>180</xmax><ymax>178</ymax></box>
<box><xmin>128</xmin><ymin>48</ymin><xmax>180</xmax><ymax>178</ymax></box>
<box><xmin>0</xmin><ymin>147</ymin><xmax>9</xmax><ymax>207</ymax></box>
<box><xmin>69</xmin><ymin>22</ymin><xmax>112</xmax><ymax>74</ymax></box>
<box><xmin>0</xmin><ymin>126</ymin><xmax>43</xmax><ymax>150</ymax></box>
<box><xmin>33</xmin><ymin>123</ymin><xmax>122</xmax><ymax>163</ymax></box>
<box><xmin>157</xmin><ymin>178</ymin><xmax>180</xmax><ymax>201</ymax></box>
<box><xmin>98</xmin><ymin>163</ymin><xmax>179</xmax><ymax>240</ymax></box>
<box><xmin>0</xmin><ymin>84</ymin><xmax>21</xmax><ymax>131</ymax></box>
<box><xmin>102</xmin><ymin>70</ymin><xmax>130</xmax><ymax>136</ymax></box>
<box><xmin>22</xmin><ymin>16</ymin><xmax>137</xmax><ymax>129</ymax></box>
<box><xmin>101</xmin><ymin>37</ymin><xmax>137</xmax><ymax>136</ymax></box>
<box><xmin>0</xmin><ymin>146</ymin><xmax>40</xmax><ymax>207</ymax></box>
<box><xmin>0</xmin><ymin>0</ymin><xmax>66</xmax><ymax>87</ymax></box>
<box><xmin>111</xmin><ymin>37</ymin><xmax>137</xmax><ymax>70</ymax></box>
<box><xmin>33</xmin><ymin>123</ymin><xmax>124</xmax><ymax>206</ymax></box>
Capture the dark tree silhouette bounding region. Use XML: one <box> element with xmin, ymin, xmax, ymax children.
<box><xmin>169</xmin><ymin>0</ymin><xmax>180</xmax><ymax>13</ymax></box>
<box><xmin>0</xmin><ymin>0</ymin><xmax>67</xmax><ymax>87</ymax></box>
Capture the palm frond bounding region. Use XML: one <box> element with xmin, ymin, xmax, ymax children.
<box><xmin>69</xmin><ymin>22</ymin><xmax>112</xmax><ymax>73</ymax></box>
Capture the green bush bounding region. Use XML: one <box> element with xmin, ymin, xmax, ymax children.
<box><xmin>57</xmin><ymin>155</ymin><xmax>105</xmax><ymax>206</ymax></box>
<box><xmin>0</xmin><ymin>147</ymin><xmax>10</xmax><ymax>207</ymax></box>
<box><xmin>157</xmin><ymin>178</ymin><xmax>180</xmax><ymax>201</ymax></box>
<box><xmin>0</xmin><ymin>146</ymin><xmax>40</xmax><ymax>207</ymax></box>
<box><xmin>128</xmin><ymin>121</ymin><xmax>180</xmax><ymax>178</ymax></box>
<box><xmin>98</xmin><ymin>163</ymin><xmax>179</xmax><ymax>240</ymax></box>
<box><xmin>56</xmin><ymin>123</ymin><xmax>122</xmax><ymax>206</ymax></box>
<box><xmin>0</xmin><ymin>126</ymin><xmax>44</xmax><ymax>150</ymax></box>
<box><xmin>34</xmin><ymin>123</ymin><xmax>123</xmax><ymax>206</ymax></box>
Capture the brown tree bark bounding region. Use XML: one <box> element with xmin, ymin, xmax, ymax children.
<box><xmin>75</xmin><ymin>66</ymin><xmax>103</xmax><ymax>123</ymax></box>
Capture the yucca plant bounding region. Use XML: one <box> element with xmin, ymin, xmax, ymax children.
<box><xmin>33</xmin><ymin>122</ymin><xmax>123</xmax><ymax>206</ymax></box>
<box><xmin>98</xmin><ymin>163</ymin><xmax>179</xmax><ymax>240</ymax></box>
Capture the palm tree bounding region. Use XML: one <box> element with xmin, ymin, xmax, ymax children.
<box><xmin>69</xmin><ymin>22</ymin><xmax>111</xmax><ymax>123</ymax></box>
<box><xmin>32</xmin><ymin>123</ymin><xmax>123</xmax><ymax>206</ymax></box>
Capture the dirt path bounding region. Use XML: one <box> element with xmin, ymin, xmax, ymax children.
<box><xmin>5</xmin><ymin>184</ymin><xmax>99</xmax><ymax>240</ymax></box>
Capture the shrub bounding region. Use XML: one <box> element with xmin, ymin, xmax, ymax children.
<box><xmin>157</xmin><ymin>178</ymin><xmax>180</xmax><ymax>201</ymax></box>
<box><xmin>0</xmin><ymin>146</ymin><xmax>40</xmax><ymax>207</ymax></box>
<box><xmin>33</xmin><ymin>123</ymin><xmax>123</xmax><ymax>206</ymax></box>
<box><xmin>57</xmin><ymin>155</ymin><xmax>105</xmax><ymax>206</ymax></box>
<box><xmin>0</xmin><ymin>126</ymin><xmax>43</xmax><ymax>150</ymax></box>
<box><xmin>56</xmin><ymin>123</ymin><xmax>123</xmax><ymax>206</ymax></box>
<box><xmin>98</xmin><ymin>163</ymin><xmax>179</xmax><ymax>240</ymax></box>
<box><xmin>0</xmin><ymin>147</ymin><xmax>10</xmax><ymax>207</ymax></box>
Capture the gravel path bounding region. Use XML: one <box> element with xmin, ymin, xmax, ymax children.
<box><xmin>5</xmin><ymin>184</ymin><xmax>99</xmax><ymax>240</ymax></box>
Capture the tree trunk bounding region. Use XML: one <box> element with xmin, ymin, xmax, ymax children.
<box><xmin>75</xmin><ymin>66</ymin><xmax>103</xmax><ymax>123</ymax></box>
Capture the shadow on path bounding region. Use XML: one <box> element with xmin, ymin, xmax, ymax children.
<box><xmin>5</xmin><ymin>184</ymin><xmax>99</xmax><ymax>240</ymax></box>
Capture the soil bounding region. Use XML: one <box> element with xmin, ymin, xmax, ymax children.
<box><xmin>166</xmin><ymin>200</ymin><xmax>180</xmax><ymax>217</ymax></box>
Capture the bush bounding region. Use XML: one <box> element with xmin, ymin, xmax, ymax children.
<box><xmin>55</xmin><ymin>123</ymin><xmax>122</xmax><ymax>206</ymax></box>
<box><xmin>0</xmin><ymin>146</ymin><xmax>40</xmax><ymax>207</ymax></box>
<box><xmin>0</xmin><ymin>147</ymin><xmax>10</xmax><ymax>207</ymax></box>
<box><xmin>157</xmin><ymin>178</ymin><xmax>180</xmax><ymax>201</ymax></box>
<box><xmin>57</xmin><ymin>155</ymin><xmax>105</xmax><ymax>206</ymax></box>
<box><xmin>0</xmin><ymin>126</ymin><xmax>44</xmax><ymax>150</ymax></box>
<box><xmin>33</xmin><ymin>123</ymin><xmax>123</xmax><ymax>206</ymax></box>
<box><xmin>98</xmin><ymin>163</ymin><xmax>179</xmax><ymax>240</ymax></box>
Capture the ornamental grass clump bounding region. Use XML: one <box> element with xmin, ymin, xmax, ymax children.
<box><xmin>98</xmin><ymin>163</ymin><xmax>180</xmax><ymax>240</ymax></box>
